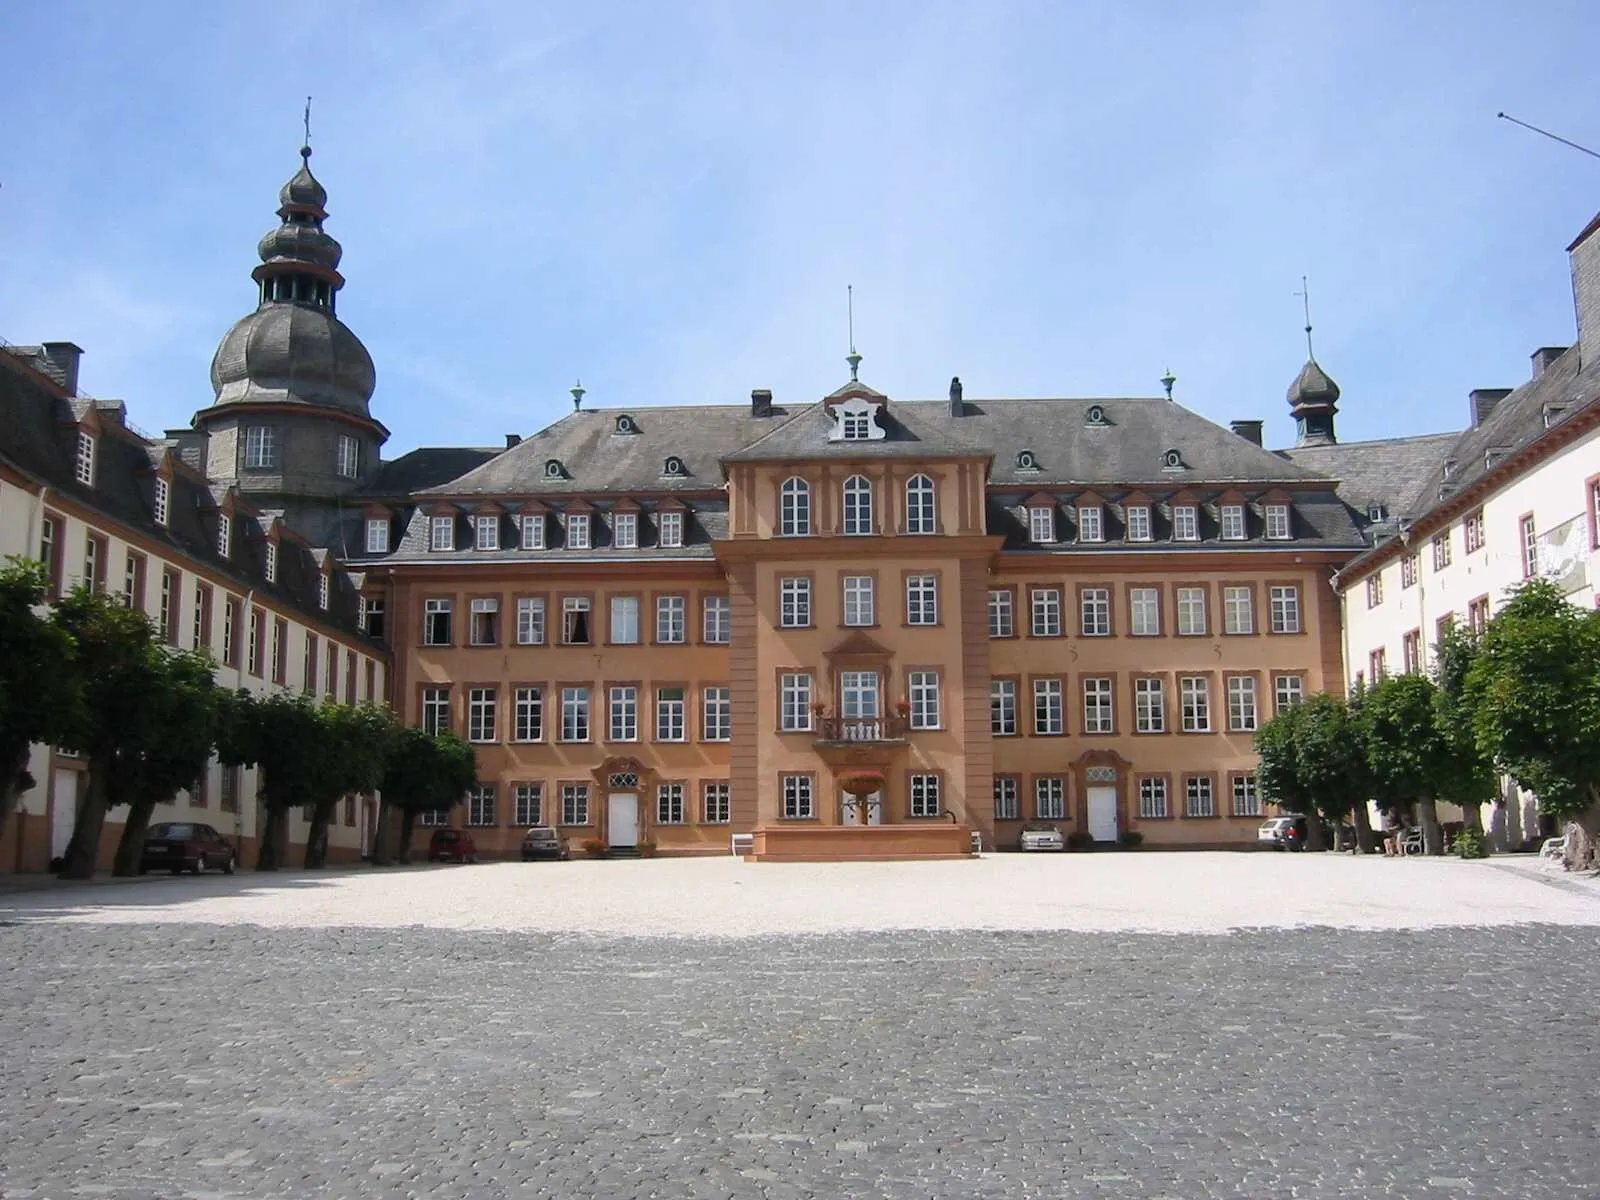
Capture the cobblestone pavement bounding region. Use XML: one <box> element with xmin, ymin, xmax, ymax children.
<box><xmin>2</xmin><ymin>865</ymin><xmax>1598</xmax><ymax>1198</ymax></box>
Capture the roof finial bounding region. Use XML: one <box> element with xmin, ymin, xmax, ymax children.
<box><xmin>570</xmin><ymin>379</ymin><xmax>586</xmax><ymax>411</ymax></box>
<box><xmin>301</xmin><ymin>96</ymin><xmax>313</xmax><ymax>159</ymax></box>
<box><xmin>1295</xmin><ymin>274</ymin><xmax>1315</xmax><ymax>360</ymax></box>
<box><xmin>1160</xmin><ymin>368</ymin><xmax>1176</xmax><ymax>401</ymax></box>
<box><xmin>845</xmin><ymin>284</ymin><xmax>862</xmax><ymax>382</ymax></box>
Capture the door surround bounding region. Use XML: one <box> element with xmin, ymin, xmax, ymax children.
<box><xmin>1069</xmin><ymin>749</ymin><xmax>1132</xmax><ymax>839</ymax></box>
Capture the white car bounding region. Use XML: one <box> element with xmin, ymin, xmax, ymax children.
<box><xmin>1019</xmin><ymin>823</ymin><xmax>1066</xmax><ymax>852</ymax></box>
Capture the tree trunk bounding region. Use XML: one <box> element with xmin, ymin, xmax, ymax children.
<box><xmin>0</xmin><ymin>743</ymin><xmax>32</xmax><ymax>826</ymax></box>
<box><xmin>1563</xmin><ymin>789</ymin><xmax>1600</xmax><ymax>872</ymax></box>
<box><xmin>1305</xmin><ymin>814</ymin><xmax>1329</xmax><ymax>852</ymax></box>
<box><xmin>60</xmin><ymin>755</ymin><xmax>112</xmax><ymax>880</ymax></box>
<box><xmin>1417</xmin><ymin>795</ymin><xmax>1445</xmax><ymax>855</ymax></box>
<box><xmin>1350</xmin><ymin>802</ymin><xmax>1376</xmax><ymax>854</ymax></box>
<box><xmin>256</xmin><ymin>806</ymin><xmax>287</xmax><ymax>871</ymax></box>
<box><xmin>369</xmin><ymin>798</ymin><xmax>392</xmax><ymax>866</ymax></box>
<box><xmin>397</xmin><ymin>810</ymin><xmax>417</xmax><ymax>864</ymax></box>
<box><xmin>112</xmin><ymin>793</ymin><xmax>159</xmax><ymax>876</ymax></box>
<box><xmin>1460</xmin><ymin>798</ymin><xmax>1484</xmax><ymax>836</ymax></box>
<box><xmin>303</xmin><ymin>804</ymin><xmax>333</xmax><ymax>869</ymax></box>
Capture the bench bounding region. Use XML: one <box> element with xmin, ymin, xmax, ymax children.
<box><xmin>1539</xmin><ymin>834</ymin><xmax>1567</xmax><ymax>866</ymax></box>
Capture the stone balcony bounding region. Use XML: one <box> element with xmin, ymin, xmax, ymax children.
<box><xmin>813</xmin><ymin>715</ymin><xmax>909</xmax><ymax>746</ymax></box>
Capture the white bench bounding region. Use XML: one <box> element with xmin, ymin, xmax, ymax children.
<box><xmin>1539</xmin><ymin>834</ymin><xmax>1567</xmax><ymax>866</ymax></box>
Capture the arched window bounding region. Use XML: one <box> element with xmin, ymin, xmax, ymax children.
<box><xmin>842</xmin><ymin>475</ymin><xmax>874</xmax><ymax>536</ymax></box>
<box><xmin>905</xmin><ymin>474</ymin><xmax>936</xmax><ymax>534</ymax></box>
<box><xmin>779</xmin><ymin>477</ymin><xmax>811</xmax><ymax>536</ymax></box>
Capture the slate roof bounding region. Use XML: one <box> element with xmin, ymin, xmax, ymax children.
<box><xmin>0</xmin><ymin>348</ymin><xmax>369</xmax><ymax>638</ymax></box>
<box><xmin>1280</xmin><ymin>431</ymin><xmax>1460</xmax><ymax>531</ymax></box>
<box><xmin>362</xmin><ymin>446</ymin><xmax>504</xmax><ymax>498</ymax></box>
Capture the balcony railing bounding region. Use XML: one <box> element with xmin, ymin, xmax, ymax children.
<box><xmin>814</xmin><ymin>715</ymin><xmax>909</xmax><ymax>743</ymax></box>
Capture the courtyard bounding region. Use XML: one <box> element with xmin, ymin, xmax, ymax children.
<box><xmin>2</xmin><ymin>854</ymin><xmax>1597</xmax><ymax>1198</ymax></box>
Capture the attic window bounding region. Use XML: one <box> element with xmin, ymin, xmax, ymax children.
<box><xmin>1543</xmin><ymin>404</ymin><xmax>1568</xmax><ymax>429</ymax></box>
<box><xmin>1366</xmin><ymin>502</ymin><xmax>1386</xmax><ymax>523</ymax></box>
<box><xmin>1016</xmin><ymin>449</ymin><xmax>1039</xmax><ymax>471</ymax></box>
<box><xmin>1161</xmin><ymin>449</ymin><xmax>1185</xmax><ymax>471</ymax></box>
<box><xmin>1441</xmin><ymin>459</ymin><xmax>1455</xmax><ymax>481</ymax></box>
<box><xmin>544</xmin><ymin>458</ymin><xmax>565</xmax><ymax>479</ymax></box>
<box><xmin>614</xmin><ymin>414</ymin><xmax>637</xmax><ymax>435</ymax></box>
<box><xmin>1484</xmin><ymin>447</ymin><xmax>1508</xmax><ymax>471</ymax></box>
<box><xmin>1085</xmin><ymin>405</ymin><xmax>1108</xmax><ymax>427</ymax></box>
<box><xmin>662</xmin><ymin>456</ymin><xmax>685</xmax><ymax>477</ymax></box>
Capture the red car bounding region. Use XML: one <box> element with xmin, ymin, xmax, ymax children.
<box><xmin>140</xmin><ymin>822</ymin><xmax>237</xmax><ymax>875</ymax></box>
<box><xmin>427</xmin><ymin>828</ymin><xmax>477</xmax><ymax>863</ymax></box>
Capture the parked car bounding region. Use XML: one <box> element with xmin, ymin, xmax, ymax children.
<box><xmin>140</xmin><ymin>822</ymin><xmax>236</xmax><ymax>875</ymax></box>
<box><xmin>1019</xmin><ymin>823</ymin><xmax>1066</xmax><ymax>852</ymax></box>
<box><xmin>520</xmin><ymin>827</ymin><xmax>570</xmax><ymax>861</ymax></box>
<box><xmin>1258</xmin><ymin>816</ymin><xmax>1309</xmax><ymax>850</ymax></box>
<box><xmin>427</xmin><ymin>828</ymin><xmax>477</xmax><ymax>864</ymax></box>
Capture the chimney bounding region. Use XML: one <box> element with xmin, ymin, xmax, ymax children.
<box><xmin>1469</xmin><ymin>388</ymin><xmax>1512</xmax><ymax>427</ymax></box>
<box><xmin>949</xmin><ymin>376</ymin><xmax>964</xmax><ymax>416</ymax></box>
<box><xmin>751</xmin><ymin>388</ymin><xmax>773</xmax><ymax>417</ymax></box>
<box><xmin>1531</xmin><ymin>346</ymin><xmax>1568</xmax><ymax>378</ymax></box>
<box><xmin>1229</xmin><ymin>419</ymin><xmax>1264</xmax><ymax>446</ymax></box>
<box><xmin>1567</xmin><ymin>213</ymin><xmax>1600</xmax><ymax>369</ymax></box>
<box><xmin>504</xmin><ymin>433</ymin><xmax>522</xmax><ymax>449</ymax></box>
<box><xmin>37</xmin><ymin>341</ymin><xmax>83</xmax><ymax>395</ymax></box>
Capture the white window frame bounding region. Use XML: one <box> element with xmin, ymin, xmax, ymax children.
<box><xmin>1220</xmin><ymin>504</ymin><xmax>1246</xmax><ymax>541</ymax></box>
<box><xmin>153</xmin><ymin>477</ymin><xmax>170</xmax><ymax>526</ymax></box>
<box><xmin>561</xmin><ymin>595</ymin><xmax>592</xmax><ymax>644</ymax></box>
<box><xmin>988</xmin><ymin>589</ymin><xmax>1014</xmax><ymax>638</ymax></box>
<box><xmin>779</xmin><ymin>577</ymin><xmax>811</xmax><ymax>628</ymax></box>
<box><xmin>1134</xmin><ymin>677</ymin><xmax>1165</xmax><ymax>733</ymax></box>
<box><xmin>1125</xmin><ymin>505</ymin><xmax>1152</xmax><ymax>542</ymax></box>
<box><xmin>613</xmin><ymin>512</ymin><xmax>638</xmax><ymax>549</ymax></box>
<box><xmin>317</xmin><ymin>572</ymin><xmax>330</xmax><ymax>610</ymax></box>
<box><xmin>909</xmin><ymin>774</ymin><xmax>941</xmax><ymax>818</ymax></box>
<box><xmin>421</xmin><ymin>686</ymin><xmax>450</xmax><ymax>735</ymax></box>
<box><xmin>469</xmin><ymin>596</ymin><xmax>499</xmax><ymax>645</ymax></box>
<box><xmin>908</xmin><ymin>671</ymin><xmax>940</xmax><ymax>730</ymax></box>
<box><xmin>1231</xmin><ymin>774</ymin><xmax>1262</xmax><ymax>817</ymax></box>
<box><xmin>906</xmin><ymin>575</ymin><xmax>938</xmax><ymax>625</ymax></box>
<box><xmin>264</xmin><ymin>541</ymin><xmax>278</xmax><ymax>584</ymax></box>
<box><xmin>610</xmin><ymin>595</ymin><xmax>639</xmax><ymax>644</ymax></box>
<box><xmin>217</xmin><ymin>513</ymin><xmax>232</xmax><ymax>558</ymax></box>
<box><xmin>702</xmin><ymin>782</ymin><xmax>731</xmax><ymax>825</ymax></box>
<box><xmin>702</xmin><ymin>595</ymin><xmax>731</xmax><ymax>644</ymax></box>
<box><xmin>1077</xmin><ymin>505</ymin><xmax>1103</xmax><ymax>543</ymax></box>
<box><xmin>905</xmin><ymin>474</ymin><xmax>937</xmax><ymax>534</ymax></box>
<box><xmin>1273</xmin><ymin>673</ymin><xmax>1305</xmax><ymax>714</ymax></box>
<box><xmin>514</xmin><ymin>783</ymin><xmax>543</xmax><ymax>827</ymax></box>
<box><xmin>1130</xmin><ymin>586</ymin><xmax>1160</xmax><ymax>636</ymax></box>
<box><xmin>1033</xmin><ymin>678</ymin><xmax>1064</xmax><ymax>736</ymax></box>
<box><xmin>1520</xmin><ymin>514</ymin><xmax>1538</xmax><ymax>578</ymax></box>
<box><xmin>993</xmin><ymin>777</ymin><xmax>1019</xmax><ymax>821</ymax></box>
<box><xmin>843</xmin><ymin>575</ymin><xmax>875</xmax><ymax>627</ymax></box>
<box><xmin>364</xmin><ymin>518</ymin><xmax>389</xmax><ymax>554</ymax></box>
<box><xmin>839</xmin><ymin>670</ymin><xmax>880</xmax><ymax>720</ymax></box>
<box><xmin>1180</xmin><ymin>676</ymin><xmax>1211</xmax><ymax>733</ymax></box>
<box><xmin>467</xmin><ymin>687</ymin><xmax>497</xmax><ymax>743</ymax></box>
<box><xmin>430</xmin><ymin>515</ymin><xmax>454</xmax><ymax>552</ymax></box>
<box><xmin>560</xmin><ymin>687</ymin><xmax>591</xmax><ymax>742</ymax></box>
<box><xmin>1176</xmin><ymin>586</ymin><xmax>1207</xmax><ymax>636</ymax></box>
<box><xmin>990</xmin><ymin>679</ymin><xmax>1017</xmax><ymax>735</ymax></box>
<box><xmin>702</xmin><ymin>686</ymin><xmax>731</xmax><ymax>742</ymax></box>
<box><xmin>655</xmin><ymin>594</ymin><xmax>686</xmax><ymax>644</ymax></box>
<box><xmin>1227</xmin><ymin>675</ymin><xmax>1259</xmax><ymax>732</ymax></box>
<box><xmin>1269</xmin><ymin>585</ymin><xmax>1301</xmax><ymax>634</ymax></box>
<box><xmin>1401</xmin><ymin>553</ymin><xmax>1418</xmax><ymax>588</ymax></box>
<box><xmin>608</xmin><ymin>686</ymin><xmax>638</xmax><ymax>742</ymax></box>
<box><xmin>1031</xmin><ymin>588</ymin><xmax>1061</xmax><ymax>637</ymax></box>
<box><xmin>520</xmin><ymin>513</ymin><xmax>546</xmax><ymax>550</ymax></box>
<box><xmin>1028</xmin><ymin>505</ymin><xmax>1055</xmax><ymax>544</ymax></box>
<box><xmin>780</xmin><ymin>477</ymin><xmax>811</xmax><ymax>536</ymax></box>
<box><xmin>336</xmin><ymin>434</ymin><xmax>360</xmax><ymax>480</ymax></box>
<box><xmin>560</xmin><ymin>784</ymin><xmax>590</xmax><ymax>827</ymax></box>
<box><xmin>513</xmin><ymin>687</ymin><xmax>543</xmax><ymax>742</ymax></box>
<box><xmin>1185</xmin><ymin>776</ymin><xmax>1216</xmax><ymax>818</ymax></box>
<box><xmin>658</xmin><ymin>510</ymin><xmax>684</xmax><ymax>548</ymax></box>
<box><xmin>781</xmin><ymin>774</ymin><xmax>814</xmax><ymax>819</ymax></box>
<box><xmin>516</xmin><ymin>596</ymin><xmax>546</xmax><ymax>645</ymax></box>
<box><xmin>1223</xmin><ymin>585</ymin><xmax>1253</xmax><ymax>635</ymax></box>
<box><xmin>243</xmin><ymin>425</ymin><xmax>277</xmax><ymax>470</ymax></box>
<box><xmin>566</xmin><ymin>512</ymin><xmax>591</xmax><ymax>550</ymax></box>
<box><xmin>466</xmin><ymin>784</ymin><xmax>496</xmax><ymax>827</ymax></box>
<box><xmin>74</xmin><ymin>431</ymin><xmax>96</xmax><ymax>486</ymax></box>
<box><xmin>1139</xmin><ymin>777</ymin><xmax>1169</xmax><ymax>819</ymax></box>
<box><xmin>779</xmin><ymin>673</ymin><xmax>812</xmax><ymax>732</ymax></box>
<box><xmin>1172</xmin><ymin>504</ymin><xmax>1199</xmax><ymax>541</ymax></box>
<box><xmin>655</xmin><ymin>687</ymin><xmax>686</xmax><ymax>742</ymax></box>
<box><xmin>1080</xmin><ymin>587</ymin><xmax>1110</xmax><ymax>637</ymax></box>
<box><xmin>1082</xmin><ymin>677</ymin><xmax>1113</xmax><ymax>734</ymax></box>
<box><xmin>656</xmin><ymin>783</ymin><xmax>686</xmax><ymax>825</ymax></box>
<box><xmin>1264</xmin><ymin>503</ymin><xmax>1292</xmax><ymax>540</ymax></box>
<box><xmin>842</xmin><ymin>475</ymin><xmax>874</xmax><ymax>535</ymax></box>
<box><xmin>1035</xmin><ymin>778</ymin><xmax>1066</xmax><ymax>820</ymax></box>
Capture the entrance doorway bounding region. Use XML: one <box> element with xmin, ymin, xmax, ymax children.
<box><xmin>841</xmin><ymin>791</ymin><xmax>882</xmax><ymax>826</ymax></box>
<box><xmin>607</xmin><ymin>793</ymin><xmax>639</xmax><ymax>848</ymax></box>
<box><xmin>51</xmin><ymin>769</ymin><xmax>77</xmax><ymax>861</ymax></box>
<box><xmin>1086</xmin><ymin>786</ymin><xmax>1118</xmax><ymax>842</ymax></box>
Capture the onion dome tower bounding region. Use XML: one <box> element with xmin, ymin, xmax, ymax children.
<box><xmin>1287</xmin><ymin>277</ymin><xmax>1339</xmax><ymax>447</ymax></box>
<box><xmin>193</xmin><ymin>141</ymin><xmax>387</xmax><ymax>536</ymax></box>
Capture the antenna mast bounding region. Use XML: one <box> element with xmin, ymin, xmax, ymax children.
<box><xmin>1294</xmin><ymin>276</ymin><xmax>1315</xmax><ymax>360</ymax></box>
<box><xmin>1496</xmin><ymin>112</ymin><xmax>1600</xmax><ymax>160</ymax></box>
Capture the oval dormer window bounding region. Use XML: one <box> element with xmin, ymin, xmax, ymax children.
<box><xmin>663</xmin><ymin>456</ymin><xmax>685</xmax><ymax>477</ymax></box>
<box><xmin>1162</xmin><ymin>449</ymin><xmax>1183</xmax><ymax>470</ymax></box>
<box><xmin>544</xmin><ymin>459</ymin><xmax>564</xmax><ymax>479</ymax></box>
<box><xmin>1086</xmin><ymin>405</ymin><xmax>1106</xmax><ymax>425</ymax></box>
<box><xmin>1017</xmin><ymin>450</ymin><xmax>1037</xmax><ymax>470</ymax></box>
<box><xmin>614</xmin><ymin>414</ymin><xmax>635</xmax><ymax>435</ymax></box>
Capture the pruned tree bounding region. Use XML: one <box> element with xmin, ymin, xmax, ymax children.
<box><xmin>217</xmin><ymin>690</ymin><xmax>329</xmax><ymax>871</ymax></box>
<box><xmin>0</xmin><ymin>558</ymin><xmax>79</xmax><ymax>828</ymax></box>
<box><xmin>1253</xmin><ymin>692</ymin><xmax>1368</xmax><ymax>850</ymax></box>
<box><xmin>303</xmin><ymin>701</ymin><xmax>395</xmax><ymax>868</ymax></box>
<box><xmin>1464</xmin><ymin>578</ymin><xmax>1600</xmax><ymax>870</ymax></box>
<box><xmin>1431</xmin><ymin>620</ymin><xmax>1497</xmax><ymax>838</ymax></box>
<box><xmin>374</xmin><ymin>726</ymin><xmax>476</xmax><ymax>864</ymax></box>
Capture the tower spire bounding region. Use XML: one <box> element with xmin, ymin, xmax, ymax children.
<box><xmin>1295</xmin><ymin>275</ymin><xmax>1315</xmax><ymax>360</ymax></box>
<box><xmin>844</xmin><ymin>285</ymin><xmax>863</xmax><ymax>381</ymax></box>
<box><xmin>302</xmin><ymin>95</ymin><xmax>313</xmax><ymax>153</ymax></box>
<box><xmin>1286</xmin><ymin>275</ymin><xmax>1340</xmax><ymax>447</ymax></box>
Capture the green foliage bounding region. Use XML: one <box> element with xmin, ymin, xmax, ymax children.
<box><xmin>1454</xmin><ymin>827</ymin><xmax>1489</xmax><ymax>859</ymax></box>
<box><xmin>1464</xmin><ymin>578</ymin><xmax>1600</xmax><ymax>822</ymax></box>
<box><xmin>1118</xmin><ymin>831</ymin><xmax>1144</xmax><ymax>849</ymax></box>
<box><xmin>379</xmin><ymin>726</ymin><xmax>476</xmax><ymax>817</ymax></box>
<box><xmin>1360</xmin><ymin>673</ymin><xmax>1492</xmax><ymax>811</ymax></box>
<box><xmin>1066</xmin><ymin>831</ymin><xmax>1096</xmax><ymax>850</ymax></box>
<box><xmin>1253</xmin><ymin>692</ymin><xmax>1368</xmax><ymax>823</ymax></box>
<box><xmin>0</xmin><ymin>558</ymin><xmax>79</xmax><ymax>816</ymax></box>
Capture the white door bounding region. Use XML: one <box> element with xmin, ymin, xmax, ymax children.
<box><xmin>841</xmin><ymin>791</ymin><xmax>882</xmax><ymax>826</ymax></box>
<box><xmin>51</xmin><ymin>769</ymin><xmax>77</xmax><ymax>860</ymax></box>
<box><xmin>1087</xmin><ymin>786</ymin><xmax>1118</xmax><ymax>843</ymax></box>
<box><xmin>608</xmin><ymin>793</ymin><xmax>639</xmax><ymax>847</ymax></box>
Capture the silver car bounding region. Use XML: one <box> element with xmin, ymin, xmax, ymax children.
<box><xmin>1019</xmin><ymin>823</ymin><xmax>1066</xmax><ymax>852</ymax></box>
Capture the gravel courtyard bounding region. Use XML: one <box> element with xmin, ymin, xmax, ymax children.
<box><xmin>2</xmin><ymin>854</ymin><xmax>1597</xmax><ymax>1199</ymax></box>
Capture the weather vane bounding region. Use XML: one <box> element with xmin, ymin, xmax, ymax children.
<box><xmin>1294</xmin><ymin>275</ymin><xmax>1315</xmax><ymax>360</ymax></box>
<box><xmin>845</xmin><ymin>285</ymin><xmax>862</xmax><ymax>382</ymax></box>
<box><xmin>302</xmin><ymin>96</ymin><xmax>313</xmax><ymax>152</ymax></box>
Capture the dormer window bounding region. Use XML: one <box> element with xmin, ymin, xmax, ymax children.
<box><xmin>520</xmin><ymin>513</ymin><xmax>545</xmax><ymax>550</ymax></box>
<box><xmin>613</xmin><ymin>511</ymin><xmax>638</xmax><ymax>549</ymax></box>
<box><xmin>842</xmin><ymin>411</ymin><xmax>870</xmax><ymax>439</ymax></box>
<box><xmin>473</xmin><ymin>514</ymin><xmax>500</xmax><ymax>551</ymax></box>
<box><xmin>265</xmin><ymin>542</ymin><xmax>279</xmax><ymax>583</ymax></box>
<box><xmin>74</xmin><ymin>431</ymin><xmax>96</xmax><ymax>487</ymax></box>
<box><xmin>662</xmin><ymin>456</ymin><xmax>685</xmax><ymax>477</ymax></box>
<box><xmin>566</xmin><ymin>512</ymin><xmax>591</xmax><ymax>549</ymax></box>
<box><xmin>1077</xmin><ymin>505</ymin><xmax>1103</xmax><ymax>543</ymax></box>
<box><xmin>1017</xmin><ymin>450</ymin><xmax>1038</xmax><ymax>471</ymax></box>
<box><xmin>1028</xmin><ymin>504</ymin><xmax>1055</xmax><ymax>544</ymax></box>
<box><xmin>1085</xmin><ymin>405</ymin><xmax>1108</xmax><ymax>427</ymax></box>
<box><xmin>659</xmin><ymin>510</ymin><xmax>685</xmax><ymax>548</ymax></box>
<box><xmin>1220</xmin><ymin>504</ymin><xmax>1246</xmax><ymax>541</ymax></box>
<box><xmin>614</xmin><ymin>414</ymin><xmax>637</xmax><ymax>435</ymax></box>
<box><xmin>1161</xmin><ymin>449</ymin><xmax>1185</xmax><ymax>472</ymax></box>
<box><xmin>1172</xmin><ymin>504</ymin><xmax>1199</xmax><ymax>541</ymax></box>
<box><xmin>1543</xmin><ymin>404</ymin><xmax>1568</xmax><ymax>429</ymax></box>
<box><xmin>1125</xmin><ymin>505</ymin><xmax>1152</xmax><ymax>542</ymax></box>
<box><xmin>318</xmin><ymin>572</ymin><xmax>330</xmax><ymax>610</ymax></box>
<box><xmin>217</xmin><ymin>513</ymin><xmax>232</xmax><ymax>558</ymax></box>
<box><xmin>1264</xmin><ymin>503</ymin><xmax>1292</xmax><ymax>540</ymax></box>
<box><xmin>365</xmin><ymin>517</ymin><xmax>389</xmax><ymax>554</ymax></box>
<box><xmin>828</xmin><ymin>395</ymin><xmax>885</xmax><ymax>442</ymax></box>
<box><xmin>544</xmin><ymin>459</ymin><xmax>565</xmax><ymax>479</ymax></box>
<box><xmin>1367</xmin><ymin>502</ymin><xmax>1386</xmax><ymax>523</ymax></box>
<box><xmin>153</xmin><ymin>477</ymin><xmax>170</xmax><ymax>526</ymax></box>
<box><xmin>430</xmin><ymin>514</ymin><xmax>455</xmax><ymax>552</ymax></box>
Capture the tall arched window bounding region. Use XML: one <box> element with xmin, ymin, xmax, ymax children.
<box><xmin>905</xmin><ymin>474</ymin><xmax>936</xmax><ymax>534</ymax></box>
<box><xmin>842</xmin><ymin>475</ymin><xmax>874</xmax><ymax>536</ymax></box>
<box><xmin>779</xmin><ymin>477</ymin><xmax>811</xmax><ymax>536</ymax></box>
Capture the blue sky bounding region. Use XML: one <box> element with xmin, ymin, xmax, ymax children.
<box><xmin>3</xmin><ymin>1</ymin><xmax>1597</xmax><ymax>455</ymax></box>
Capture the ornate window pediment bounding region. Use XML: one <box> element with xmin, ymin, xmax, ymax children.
<box><xmin>828</xmin><ymin>394</ymin><xmax>886</xmax><ymax>442</ymax></box>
